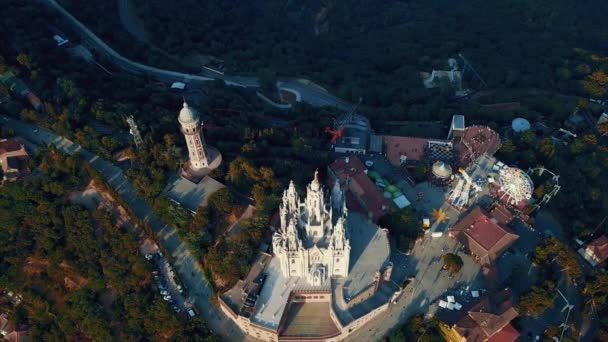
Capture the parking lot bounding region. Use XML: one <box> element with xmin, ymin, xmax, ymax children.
<box><xmin>140</xmin><ymin>240</ymin><xmax>198</xmax><ymax>319</ymax></box>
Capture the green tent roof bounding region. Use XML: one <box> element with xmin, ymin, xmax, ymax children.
<box><xmin>367</xmin><ymin>170</ymin><xmax>381</xmax><ymax>180</ymax></box>
<box><xmin>386</xmin><ymin>185</ymin><xmax>398</xmax><ymax>193</ymax></box>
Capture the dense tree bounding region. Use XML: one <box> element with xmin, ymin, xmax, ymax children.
<box><xmin>380</xmin><ymin>209</ymin><xmax>421</xmax><ymax>252</ymax></box>
<box><xmin>538</xmin><ymin>138</ymin><xmax>556</xmax><ymax>159</ymax></box>
<box><xmin>532</xmin><ymin>238</ymin><xmax>582</xmax><ymax>282</ymax></box>
<box><xmin>0</xmin><ymin>148</ymin><xmax>215</xmax><ymax>340</ymax></box>
<box><xmin>386</xmin><ymin>315</ymin><xmax>444</xmax><ymax>342</ymax></box>
<box><xmin>519</xmin><ymin>281</ymin><xmax>556</xmax><ymax>316</ymax></box>
<box><xmin>582</xmin><ymin>70</ymin><xmax>608</xmax><ymax>97</ymax></box>
<box><xmin>584</xmin><ymin>273</ymin><xmax>608</xmax><ymax>310</ymax></box>
<box><xmin>207</xmin><ymin>188</ymin><xmax>237</xmax><ymax>216</ymax></box>
<box><xmin>442</xmin><ymin>253</ymin><xmax>464</xmax><ymax>275</ymax></box>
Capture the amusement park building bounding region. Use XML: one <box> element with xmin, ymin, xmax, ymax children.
<box><xmin>449</xmin><ymin>207</ymin><xmax>519</xmax><ymax>266</ymax></box>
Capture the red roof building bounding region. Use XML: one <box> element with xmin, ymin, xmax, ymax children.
<box><xmin>328</xmin><ymin>155</ymin><xmax>390</xmax><ymax>222</ymax></box>
<box><xmin>384</xmin><ymin>136</ymin><xmax>428</xmax><ymax>167</ymax></box>
<box><xmin>449</xmin><ymin>207</ymin><xmax>519</xmax><ymax>265</ymax></box>
<box><xmin>0</xmin><ymin>139</ymin><xmax>29</xmax><ymax>181</ymax></box>
<box><xmin>488</xmin><ymin>204</ymin><xmax>514</xmax><ymax>226</ymax></box>
<box><xmin>0</xmin><ymin>313</ymin><xmax>28</xmax><ymax>342</ymax></box>
<box><xmin>443</xmin><ymin>290</ymin><xmax>520</xmax><ymax>342</ymax></box>
<box><xmin>455</xmin><ymin>126</ymin><xmax>501</xmax><ymax>167</ymax></box>
<box><xmin>583</xmin><ymin>235</ymin><xmax>608</xmax><ymax>266</ymax></box>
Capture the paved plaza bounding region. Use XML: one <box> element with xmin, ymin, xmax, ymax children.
<box><xmin>164</xmin><ymin>174</ymin><xmax>225</xmax><ymax>212</ymax></box>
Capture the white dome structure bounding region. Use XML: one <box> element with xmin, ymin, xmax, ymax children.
<box><xmin>512</xmin><ymin>118</ymin><xmax>531</xmax><ymax>133</ymax></box>
<box><xmin>498</xmin><ymin>167</ymin><xmax>533</xmax><ymax>205</ymax></box>
<box><xmin>178</xmin><ymin>101</ymin><xmax>197</xmax><ymax>124</ymax></box>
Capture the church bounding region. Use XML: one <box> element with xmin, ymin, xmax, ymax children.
<box><xmin>272</xmin><ymin>171</ymin><xmax>351</xmax><ymax>286</ymax></box>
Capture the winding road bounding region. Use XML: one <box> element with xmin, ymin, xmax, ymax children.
<box><xmin>42</xmin><ymin>0</ymin><xmax>353</xmax><ymax>112</ymax></box>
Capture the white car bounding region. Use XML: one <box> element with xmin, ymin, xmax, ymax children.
<box><xmin>160</xmin><ymin>290</ymin><xmax>169</xmax><ymax>296</ymax></box>
<box><xmin>145</xmin><ymin>253</ymin><xmax>153</xmax><ymax>260</ymax></box>
<box><xmin>187</xmin><ymin>308</ymin><xmax>196</xmax><ymax>318</ymax></box>
<box><xmin>163</xmin><ymin>295</ymin><xmax>172</xmax><ymax>301</ymax></box>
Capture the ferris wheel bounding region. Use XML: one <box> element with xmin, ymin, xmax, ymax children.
<box><xmin>498</xmin><ymin>167</ymin><xmax>534</xmax><ymax>205</ymax></box>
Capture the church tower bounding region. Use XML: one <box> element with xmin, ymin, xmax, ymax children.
<box><xmin>178</xmin><ymin>101</ymin><xmax>208</xmax><ymax>170</ymax></box>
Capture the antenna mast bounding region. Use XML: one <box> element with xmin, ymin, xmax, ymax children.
<box><xmin>126</xmin><ymin>115</ymin><xmax>144</xmax><ymax>150</ymax></box>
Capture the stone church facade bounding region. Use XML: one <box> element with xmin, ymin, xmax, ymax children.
<box><xmin>272</xmin><ymin>171</ymin><xmax>351</xmax><ymax>286</ymax></box>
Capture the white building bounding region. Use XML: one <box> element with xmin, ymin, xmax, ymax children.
<box><xmin>272</xmin><ymin>171</ymin><xmax>351</xmax><ymax>286</ymax></box>
<box><xmin>178</xmin><ymin>101</ymin><xmax>208</xmax><ymax>170</ymax></box>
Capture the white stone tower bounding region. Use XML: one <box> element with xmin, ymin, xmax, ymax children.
<box><xmin>178</xmin><ymin>101</ymin><xmax>208</xmax><ymax>170</ymax></box>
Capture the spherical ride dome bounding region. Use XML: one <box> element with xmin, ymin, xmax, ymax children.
<box><xmin>512</xmin><ymin>118</ymin><xmax>531</xmax><ymax>133</ymax></box>
<box><xmin>432</xmin><ymin>161</ymin><xmax>453</xmax><ymax>179</ymax></box>
<box><xmin>179</xmin><ymin>101</ymin><xmax>198</xmax><ymax>124</ymax></box>
<box><xmin>498</xmin><ymin>167</ymin><xmax>533</xmax><ymax>204</ymax></box>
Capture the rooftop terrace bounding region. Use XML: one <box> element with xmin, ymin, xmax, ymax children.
<box><xmin>280</xmin><ymin>302</ymin><xmax>339</xmax><ymax>338</ymax></box>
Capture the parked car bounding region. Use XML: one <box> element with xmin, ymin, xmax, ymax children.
<box><xmin>173</xmin><ymin>306</ymin><xmax>181</xmax><ymax>313</ymax></box>
<box><xmin>158</xmin><ymin>251</ymin><xmax>163</xmax><ymax>258</ymax></box>
<box><xmin>163</xmin><ymin>295</ymin><xmax>172</xmax><ymax>301</ymax></box>
<box><xmin>158</xmin><ymin>284</ymin><xmax>166</xmax><ymax>290</ymax></box>
<box><xmin>160</xmin><ymin>290</ymin><xmax>169</xmax><ymax>296</ymax></box>
<box><xmin>152</xmin><ymin>271</ymin><xmax>159</xmax><ymax>275</ymax></box>
<box><xmin>187</xmin><ymin>308</ymin><xmax>196</xmax><ymax>318</ymax></box>
<box><xmin>176</xmin><ymin>285</ymin><xmax>183</xmax><ymax>294</ymax></box>
<box><xmin>145</xmin><ymin>253</ymin><xmax>153</xmax><ymax>260</ymax></box>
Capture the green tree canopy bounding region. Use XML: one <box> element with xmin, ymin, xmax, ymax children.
<box><xmin>442</xmin><ymin>253</ymin><xmax>463</xmax><ymax>275</ymax></box>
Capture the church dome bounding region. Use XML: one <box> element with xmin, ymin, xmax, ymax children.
<box><xmin>179</xmin><ymin>101</ymin><xmax>198</xmax><ymax>123</ymax></box>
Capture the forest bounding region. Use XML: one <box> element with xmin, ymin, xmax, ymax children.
<box><xmin>0</xmin><ymin>148</ymin><xmax>215</xmax><ymax>341</ymax></box>
<box><xmin>57</xmin><ymin>0</ymin><xmax>608</xmax><ymax>111</ymax></box>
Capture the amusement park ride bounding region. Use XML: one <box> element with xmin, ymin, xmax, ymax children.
<box><xmin>325</xmin><ymin>98</ymin><xmax>362</xmax><ymax>144</ymax></box>
<box><xmin>527</xmin><ymin>167</ymin><xmax>561</xmax><ymax>212</ymax></box>
<box><xmin>325</xmin><ymin>126</ymin><xmax>345</xmax><ymax>144</ymax></box>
